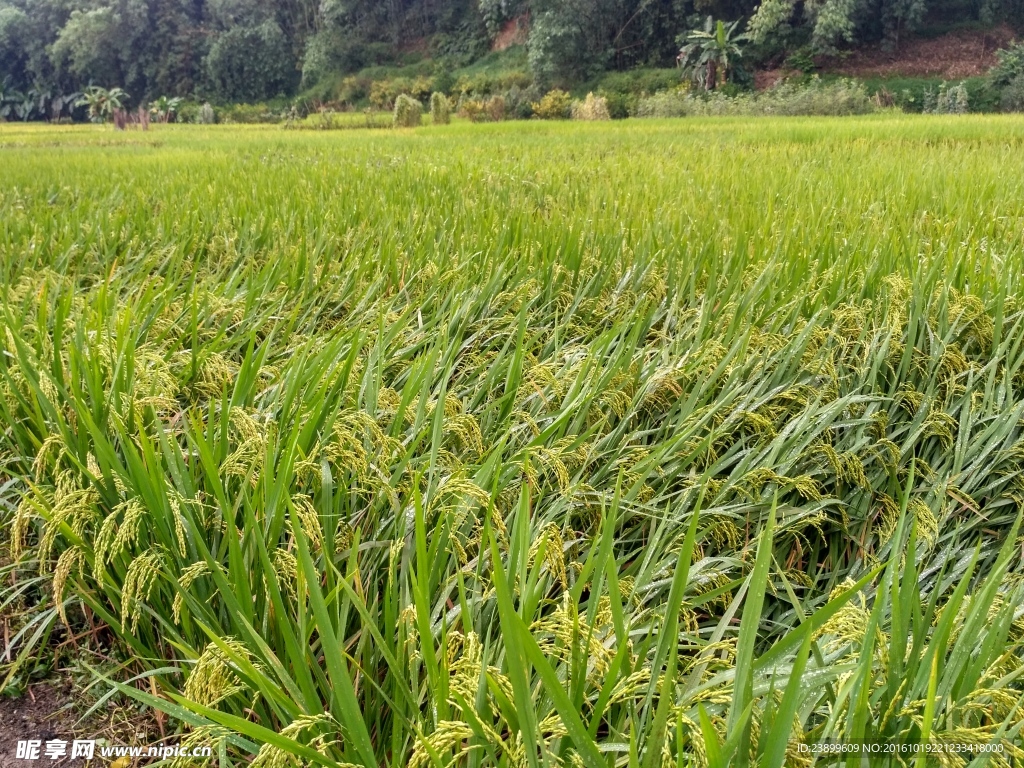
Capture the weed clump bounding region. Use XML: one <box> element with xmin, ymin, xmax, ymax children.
<box><xmin>571</xmin><ymin>92</ymin><xmax>611</xmax><ymax>121</ymax></box>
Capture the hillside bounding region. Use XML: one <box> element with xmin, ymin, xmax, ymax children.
<box><xmin>754</xmin><ymin>25</ymin><xmax>1018</xmax><ymax>93</ymax></box>
<box><xmin>828</xmin><ymin>24</ymin><xmax>1016</xmax><ymax>79</ymax></box>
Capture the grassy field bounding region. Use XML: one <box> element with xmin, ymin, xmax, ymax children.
<box><xmin>4</xmin><ymin>116</ymin><xmax>1024</xmax><ymax>766</ymax></box>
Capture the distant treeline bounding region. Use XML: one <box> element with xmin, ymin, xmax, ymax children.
<box><xmin>0</xmin><ymin>0</ymin><xmax>1022</xmax><ymax>105</ymax></box>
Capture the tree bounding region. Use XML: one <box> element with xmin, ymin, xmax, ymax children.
<box><xmin>527</xmin><ymin>0</ymin><xmax>618</xmax><ymax>86</ymax></box>
<box><xmin>49</xmin><ymin>8</ymin><xmax>123</xmax><ymax>87</ymax></box>
<box><xmin>0</xmin><ymin>5</ymin><xmax>30</xmax><ymax>90</ymax></box>
<box><xmin>148</xmin><ymin>0</ymin><xmax>206</xmax><ymax>97</ymax></box>
<box><xmin>0</xmin><ymin>0</ymin><xmax>1010</xmax><ymax>110</ymax></box>
<box><xmin>206</xmin><ymin>21</ymin><xmax>295</xmax><ymax>101</ymax></box>
<box><xmin>678</xmin><ymin>16</ymin><xmax>747</xmax><ymax>90</ymax></box>
<box><xmin>747</xmin><ymin>0</ymin><xmax>930</xmax><ymax>54</ymax></box>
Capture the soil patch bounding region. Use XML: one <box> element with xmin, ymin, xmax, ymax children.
<box><xmin>824</xmin><ymin>25</ymin><xmax>1016</xmax><ymax>79</ymax></box>
<box><xmin>0</xmin><ymin>683</ymin><xmax>84</xmax><ymax>767</ymax></box>
<box><xmin>493</xmin><ymin>15</ymin><xmax>530</xmax><ymax>51</ymax></box>
<box><xmin>755</xmin><ymin>68</ymin><xmax>802</xmax><ymax>90</ymax></box>
<box><xmin>0</xmin><ymin>678</ymin><xmax>161</xmax><ymax>767</ymax></box>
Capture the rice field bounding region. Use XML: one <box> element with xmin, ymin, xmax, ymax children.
<box><xmin>4</xmin><ymin>116</ymin><xmax>1024</xmax><ymax>766</ymax></box>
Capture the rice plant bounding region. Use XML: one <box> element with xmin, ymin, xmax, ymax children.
<box><xmin>3</xmin><ymin>117</ymin><xmax>1024</xmax><ymax>766</ymax></box>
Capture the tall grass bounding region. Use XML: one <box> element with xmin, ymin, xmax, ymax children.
<box><xmin>3</xmin><ymin>118</ymin><xmax>1024</xmax><ymax>765</ymax></box>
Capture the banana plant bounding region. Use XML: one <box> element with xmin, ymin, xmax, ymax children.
<box><xmin>149</xmin><ymin>95</ymin><xmax>183</xmax><ymax>123</ymax></box>
<box><xmin>49</xmin><ymin>91</ymin><xmax>82</xmax><ymax>122</ymax></box>
<box><xmin>677</xmin><ymin>16</ymin><xmax>747</xmax><ymax>91</ymax></box>
<box><xmin>76</xmin><ymin>85</ymin><xmax>130</xmax><ymax>123</ymax></box>
<box><xmin>13</xmin><ymin>89</ymin><xmax>37</xmax><ymax>121</ymax></box>
<box><xmin>0</xmin><ymin>80</ymin><xmax>19</xmax><ymax>120</ymax></box>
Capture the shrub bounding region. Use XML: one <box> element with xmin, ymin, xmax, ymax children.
<box><xmin>430</xmin><ymin>92</ymin><xmax>450</xmax><ymax>124</ymax></box>
<box><xmin>453</xmin><ymin>71</ymin><xmax>532</xmax><ymax>98</ymax></box>
<box><xmin>369</xmin><ymin>78</ymin><xmax>435</xmax><ymax>110</ymax></box>
<box><xmin>175</xmin><ymin>102</ymin><xmax>199</xmax><ymax>123</ymax></box>
<box><xmin>785</xmin><ymin>47</ymin><xmax>817</xmax><ymax>74</ymax></box>
<box><xmin>457</xmin><ymin>96</ymin><xmax>485</xmax><ymax>121</ymax></box>
<box><xmin>284</xmin><ymin>109</ymin><xmax>392</xmax><ymax>131</ymax></box>
<box><xmin>393</xmin><ymin>94</ymin><xmax>423</xmax><ymax>127</ymax></box>
<box><xmin>634</xmin><ymin>88</ymin><xmax>691</xmax><ymax>117</ymax></box>
<box><xmin>590</xmin><ymin>69</ymin><xmax>682</xmax><ymax>118</ymax></box>
<box><xmin>454</xmin><ymin>94</ymin><xmax>506</xmax><ymax>122</ymax></box>
<box><xmin>199</xmin><ymin>102</ymin><xmax>216</xmax><ymax>124</ymax></box>
<box><xmin>989</xmin><ymin>41</ymin><xmax>1024</xmax><ymax>90</ymax></box>
<box><xmin>370</xmin><ymin>80</ymin><xmax>395</xmax><ymax>110</ymax></box>
<box><xmin>597</xmin><ymin>90</ymin><xmax>634</xmax><ymax>119</ymax></box>
<box><xmin>531</xmin><ymin>89</ymin><xmax>572</xmax><ymax>120</ymax></box>
<box><xmin>924</xmin><ymin>81</ymin><xmax>970</xmax><ymax>114</ymax></box>
<box><xmin>635</xmin><ymin>78</ymin><xmax>877</xmax><ymax>118</ymax></box>
<box><xmin>219</xmin><ymin>103</ymin><xmax>282</xmax><ymax>124</ymax></box>
<box><xmin>593</xmin><ymin>69</ymin><xmax>680</xmax><ymax>99</ymax></box>
<box><xmin>337</xmin><ymin>76</ymin><xmax>369</xmax><ymax>106</ymax></box>
<box><xmin>758</xmin><ymin>78</ymin><xmax>876</xmax><ymax>116</ymax></box>
<box><xmin>409</xmin><ymin>76</ymin><xmax>434</xmax><ymax>102</ymax></box>
<box><xmin>571</xmin><ymin>92</ymin><xmax>611</xmax><ymax>120</ymax></box>
<box><xmin>503</xmin><ymin>85</ymin><xmax>540</xmax><ymax>119</ymax></box>
<box><xmin>1001</xmin><ymin>74</ymin><xmax>1024</xmax><ymax>112</ymax></box>
<box><xmin>485</xmin><ymin>94</ymin><xmax>506</xmax><ymax>121</ymax></box>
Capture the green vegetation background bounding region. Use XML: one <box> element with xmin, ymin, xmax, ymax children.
<box><xmin>1</xmin><ymin>0</ymin><xmax>1024</xmax><ymax>118</ymax></box>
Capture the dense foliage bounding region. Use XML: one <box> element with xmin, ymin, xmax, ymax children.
<box><xmin>5</xmin><ymin>117</ymin><xmax>1024</xmax><ymax>765</ymax></box>
<box><xmin>0</xmin><ymin>0</ymin><xmax>1019</xmax><ymax>107</ymax></box>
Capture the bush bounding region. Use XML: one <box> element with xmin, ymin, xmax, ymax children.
<box><xmin>571</xmin><ymin>92</ymin><xmax>611</xmax><ymax>120</ymax></box>
<box><xmin>370</xmin><ymin>80</ymin><xmax>394</xmax><ymax>110</ymax></box>
<box><xmin>634</xmin><ymin>88</ymin><xmax>691</xmax><ymax>118</ymax></box>
<box><xmin>593</xmin><ymin>69</ymin><xmax>681</xmax><ymax>97</ymax></box>
<box><xmin>503</xmin><ymin>85</ymin><xmax>540</xmax><ymax>119</ymax></box>
<box><xmin>430</xmin><ymin>92</ymin><xmax>450</xmax><ymax>124</ymax></box>
<box><xmin>596</xmin><ymin>90</ymin><xmax>634</xmax><ymax>119</ymax></box>
<box><xmin>371</xmin><ymin>77</ymin><xmax>435</xmax><ymax>110</ymax></box>
<box><xmin>455</xmin><ymin>94</ymin><xmax>507</xmax><ymax>122</ymax></box>
<box><xmin>989</xmin><ymin>42</ymin><xmax>1024</xmax><ymax>90</ymax></box>
<box><xmin>485</xmin><ymin>94</ymin><xmax>506</xmax><ymax>121</ymax></box>
<box><xmin>989</xmin><ymin>43</ymin><xmax>1024</xmax><ymax>112</ymax></box>
<box><xmin>393</xmin><ymin>94</ymin><xmax>423</xmax><ymax>127</ymax></box>
<box><xmin>759</xmin><ymin>78</ymin><xmax>877</xmax><ymax>116</ymax></box>
<box><xmin>453</xmin><ymin>71</ymin><xmax>532</xmax><ymax>98</ymax></box>
<box><xmin>199</xmin><ymin>102</ymin><xmax>216</xmax><ymax>124</ymax></box>
<box><xmin>635</xmin><ymin>78</ymin><xmax>877</xmax><ymax>118</ymax></box>
<box><xmin>861</xmin><ymin>76</ymin><xmax>994</xmax><ymax>113</ymax></box>
<box><xmin>1001</xmin><ymin>74</ymin><xmax>1024</xmax><ymax>112</ymax></box>
<box><xmin>219</xmin><ymin>103</ymin><xmax>282</xmax><ymax>124</ymax></box>
<box><xmin>457</xmin><ymin>98</ymin><xmax>484</xmax><ymax>121</ymax></box>
<box><xmin>531</xmin><ymin>89</ymin><xmax>572</xmax><ymax>119</ymax></box>
<box><xmin>923</xmin><ymin>81</ymin><xmax>970</xmax><ymax>114</ymax></box>
<box><xmin>587</xmin><ymin>69</ymin><xmax>680</xmax><ymax>118</ymax></box>
<box><xmin>337</xmin><ymin>76</ymin><xmax>370</xmax><ymax>106</ymax></box>
<box><xmin>175</xmin><ymin>102</ymin><xmax>199</xmax><ymax>123</ymax></box>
